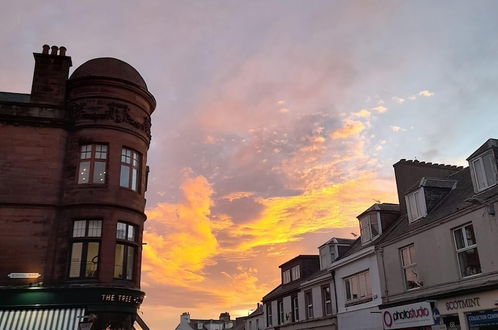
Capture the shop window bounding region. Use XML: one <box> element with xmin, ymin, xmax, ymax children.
<box><xmin>305</xmin><ymin>290</ymin><xmax>313</xmax><ymax>319</ymax></box>
<box><xmin>344</xmin><ymin>270</ymin><xmax>371</xmax><ymax>303</ymax></box>
<box><xmin>69</xmin><ymin>220</ymin><xmax>101</xmax><ymax>278</ymax></box>
<box><xmin>322</xmin><ymin>285</ymin><xmax>332</xmax><ymax>316</ymax></box>
<box><xmin>400</xmin><ymin>244</ymin><xmax>422</xmax><ymax>289</ymax></box>
<box><xmin>120</xmin><ymin>148</ymin><xmax>141</xmax><ymax>192</ymax></box>
<box><xmin>453</xmin><ymin>224</ymin><xmax>481</xmax><ymax>277</ymax></box>
<box><xmin>77</xmin><ymin>144</ymin><xmax>107</xmax><ymax>184</ymax></box>
<box><xmin>114</xmin><ymin>221</ymin><xmax>138</xmax><ymax>280</ymax></box>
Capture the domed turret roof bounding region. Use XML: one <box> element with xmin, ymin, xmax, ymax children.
<box><xmin>69</xmin><ymin>57</ymin><xmax>148</xmax><ymax>90</ymax></box>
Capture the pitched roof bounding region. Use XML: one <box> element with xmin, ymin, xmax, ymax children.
<box><xmin>356</xmin><ymin>203</ymin><xmax>400</xmax><ymax>219</ymax></box>
<box><xmin>318</xmin><ymin>237</ymin><xmax>356</xmax><ymax>248</ymax></box>
<box><xmin>467</xmin><ymin>138</ymin><xmax>498</xmax><ymax>160</ymax></box>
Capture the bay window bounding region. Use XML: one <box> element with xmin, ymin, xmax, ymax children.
<box><xmin>114</xmin><ymin>221</ymin><xmax>138</xmax><ymax>280</ymax></box>
<box><xmin>120</xmin><ymin>148</ymin><xmax>141</xmax><ymax>191</ymax></box>
<box><xmin>77</xmin><ymin>144</ymin><xmax>107</xmax><ymax>184</ymax></box>
<box><xmin>69</xmin><ymin>220</ymin><xmax>101</xmax><ymax>278</ymax></box>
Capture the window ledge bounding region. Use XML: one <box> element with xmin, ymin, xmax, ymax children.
<box><xmin>345</xmin><ymin>297</ymin><xmax>373</xmax><ymax>307</ymax></box>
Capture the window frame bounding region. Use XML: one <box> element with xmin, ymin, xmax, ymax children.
<box><xmin>114</xmin><ymin>221</ymin><xmax>138</xmax><ymax>281</ymax></box>
<box><xmin>399</xmin><ymin>244</ymin><xmax>422</xmax><ymax>290</ymax></box>
<box><xmin>283</xmin><ymin>269</ymin><xmax>291</xmax><ymax>284</ymax></box>
<box><xmin>321</xmin><ymin>284</ymin><xmax>332</xmax><ymax>316</ymax></box>
<box><xmin>68</xmin><ymin>219</ymin><xmax>102</xmax><ymax>279</ymax></box>
<box><xmin>291</xmin><ymin>265</ymin><xmax>300</xmax><ymax>280</ymax></box>
<box><xmin>470</xmin><ymin>150</ymin><xmax>497</xmax><ymax>192</ymax></box>
<box><xmin>291</xmin><ymin>294</ymin><xmax>299</xmax><ymax>322</ymax></box>
<box><xmin>344</xmin><ymin>270</ymin><xmax>372</xmax><ymax>304</ymax></box>
<box><xmin>453</xmin><ymin>223</ymin><xmax>482</xmax><ymax>278</ymax></box>
<box><xmin>266</xmin><ymin>303</ymin><xmax>272</xmax><ymax>327</ymax></box>
<box><xmin>77</xmin><ymin>144</ymin><xmax>108</xmax><ymax>185</ymax></box>
<box><xmin>277</xmin><ymin>299</ymin><xmax>284</xmax><ymax>325</ymax></box>
<box><xmin>405</xmin><ymin>188</ymin><xmax>427</xmax><ymax>223</ymax></box>
<box><xmin>120</xmin><ymin>147</ymin><xmax>141</xmax><ymax>192</ymax></box>
<box><xmin>304</xmin><ymin>290</ymin><xmax>313</xmax><ymax>320</ymax></box>
<box><xmin>360</xmin><ymin>212</ymin><xmax>381</xmax><ymax>244</ymax></box>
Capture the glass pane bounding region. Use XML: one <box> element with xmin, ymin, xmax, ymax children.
<box><xmin>80</xmin><ymin>145</ymin><xmax>91</xmax><ymax>159</ymax></box>
<box><xmin>365</xmin><ymin>272</ymin><xmax>371</xmax><ymax>296</ymax></box>
<box><xmin>465</xmin><ymin>225</ymin><xmax>476</xmax><ymax>246</ymax></box>
<box><xmin>69</xmin><ymin>243</ymin><xmax>83</xmax><ymax>278</ymax></box>
<box><xmin>473</xmin><ymin>158</ymin><xmax>487</xmax><ymax>190</ymax></box>
<box><xmin>458</xmin><ymin>248</ymin><xmax>482</xmax><ymax>277</ymax></box>
<box><xmin>483</xmin><ymin>153</ymin><xmax>497</xmax><ymax>186</ymax></box>
<box><xmin>73</xmin><ymin>220</ymin><xmax>86</xmax><ymax>237</ymax></box>
<box><xmin>121</xmin><ymin>148</ymin><xmax>131</xmax><ymax>164</ymax></box>
<box><xmin>370</xmin><ymin>214</ymin><xmax>379</xmax><ymax>237</ymax></box>
<box><xmin>345</xmin><ymin>279</ymin><xmax>351</xmax><ymax>300</ymax></box>
<box><xmin>117</xmin><ymin>222</ymin><xmax>127</xmax><ymax>239</ymax></box>
<box><xmin>78</xmin><ymin>161</ymin><xmax>90</xmax><ymax>184</ymax></box>
<box><xmin>87</xmin><ymin>220</ymin><xmax>102</xmax><ymax>237</ymax></box>
<box><xmin>85</xmin><ymin>242</ymin><xmax>99</xmax><ymax>278</ymax></box>
<box><xmin>454</xmin><ymin>228</ymin><xmax>465</xmax><ymax>249</ymax></box>
<box><xmin>127</xmin><ymin>224</ymin><xmax>135</xmax><ymax>241</ymax></box>
<box><xmin>131</xmin><ymin>168</ymin><xmax>138</xmax><ymax>191</ymax></box>
<box><xmin>409</xmin><ymin>245</ymin><xmax>416</xmax><ymax>264</ymax></box>
<box><xmin>409</xmin><ymin>193</ymin><xmax>419</xmax><ymax>219</ymax></box>
<box><xmin>126</xmin><ymin>246</ymin><xmax>135</xmax><ymax>280</ymax></box>
<box><xmin>351</xmin><ymin>276</ymin><xmax>359</xmax><ymax>299</ymax></box>
<box><xmin>95</xmin><ymin>145</ymin><xmax>107</xmax><ymax>159</ymax></box>
<box><xmin>114</xmin><ymin>244</ymin><xmax>124</xmax><ymax>278</ymax></box>
<box><xmin>120</xmin><ymin>165</ymin><xmax>130</xmax><ymax>188</ymax></box>
<box><xmin>405</xmin><ymin>265</ymin><xmax>421</xmax><ymax>289</ymax></box>
<box><xmin>133</xmin><ymin>152</ymin><xmax>139</xmax><ymax>167</ymax></box>
<box><xmin>92</xmin><ymin>161</ymin><xmax>106</xmax><ymax>184</ymax></box>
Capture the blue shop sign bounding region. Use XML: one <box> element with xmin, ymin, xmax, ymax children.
<box><xmin>467</xmin><ymin>311</ymin><xmax>498</xmax><ymax>327</ymax></box>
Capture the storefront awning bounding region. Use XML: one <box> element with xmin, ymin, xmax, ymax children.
<box><xmin>0</xmin><ymin>308</ymin><xmax>86</xmax><ymax>330</ymax></box>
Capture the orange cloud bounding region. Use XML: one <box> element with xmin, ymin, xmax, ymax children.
<box><xmin>329</xmin><ymin>119</ymin><xmax>365</xmax><ymax>139</ymax></box>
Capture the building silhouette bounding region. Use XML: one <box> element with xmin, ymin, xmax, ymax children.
<box><xmin>0</xmin><ymin>45</ymin><xmax>156</xmax><ymax>329</ymax></box>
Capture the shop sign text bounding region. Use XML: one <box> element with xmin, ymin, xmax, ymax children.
<box><xmin>444</xmin><ymin>297</ymin><xmax>480</xmax><ymax>311</ymax></box>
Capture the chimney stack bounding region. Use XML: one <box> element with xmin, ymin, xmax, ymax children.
<box><xmin>30</xmin><ymin>44</ymin><xmax>72</xmax><ymax>105</ymax></box>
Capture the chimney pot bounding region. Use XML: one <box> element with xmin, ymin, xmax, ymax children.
<box><xmin>59</xmin><ymin>46</ymin><xmax>67</xmax><ymax>56</ymax></box>
<box><xmin>42</xmin><ymin>45</ymin><xmax>50</xmax><ymax>54</ymax></box>
<box><xmin>50</xmin><ymin>46</ymin><xmax>58</xmax><ymax>55</ymax></box>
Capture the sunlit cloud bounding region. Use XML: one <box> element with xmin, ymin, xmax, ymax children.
<box><xmin>392</xmin><ymin>96</ymin><xmax>405</xmax><ymax>103</ymax></box>
<box><xmin>372</xmin><ymin>105</ymin><xmax>388</xmax><ymax>113</ymax></box>
<box><xmin>419</xmin><ymin>90</ymin><xmax>435</xmax><ymax>97</ymax></box>
<box><xmin>329</xmin><ymin>119</ymin><xmax>365</xmax><ymax>139</ymax></box>
<box><xmin>354</xmin><ymin>109</ymin><xmax>371</xmax><ymax>118</ymax></box>
<box><xmin>390</xmin><ymin>125</ymin><xmax>406</xmax><ymax>132</ymax></box>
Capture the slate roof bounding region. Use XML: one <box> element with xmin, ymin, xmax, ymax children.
<box><xmin>262</xmin><ymin>277</ymin><xmax>303</xmax><ymax>302</ymax></box>
<box><xmin>318</xmin><ymin>237</ymin><xmax>356</xmax><ymax>248</ymax></box>
<box><xmin>467</xmin><ymin>138</ymin><xmax>498</xmax><ymax>160</ymax></box>
<box><xmin>380</xmin><ymin>166</ymin><xmax>498</xmax><ymax>245</ymax></box>
<box><xmin>356</xmin><ymin>203</ymin><xmax>400</xmax><ymax>219</ymax></box>
<box><xmin>0</xmin><ymin>92</ymin><xmax>30</xmax><ymax>103</ymax></box>
<box><xmin>248</xmin><ymin>305</ymin><xmax>263</xmax><ymax>317</ymax></box>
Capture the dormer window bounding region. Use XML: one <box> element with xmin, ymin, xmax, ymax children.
<box><xmin>283</xmin><ymin>269</ymin><xmax>291</xmax><ymax>284</ymax></box>
<box><xmin>469</xmin><ymin>150</ymin><xmax>497</xmax><ymax>193</ymax></box>
<box><xmin>405</xmin><ymin>188</ymin><xmax>427</xmax><ymax>223</ymax></box>
<box><xmin>360</xmin><ymin>212</ymin><xmax>380</xmax><ymax>244</ymax></box>
<box><xmin>291</xmin><ymin>265</ymin><xmax>300</xmax><ymax>280</ymax></box>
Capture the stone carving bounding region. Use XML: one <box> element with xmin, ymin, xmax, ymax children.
<box><xmin>70</xmin><ymin>102</ymin><xmax>151</xmax><ymax>138</ymax></box>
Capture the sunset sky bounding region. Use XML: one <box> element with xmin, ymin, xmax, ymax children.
<box><xmin>2</xmin><ymin>1</ymin><xmax>498</xmax><ymax>329</ymax></box>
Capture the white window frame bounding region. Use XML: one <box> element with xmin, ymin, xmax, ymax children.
<box><xmin>470</xmin><ymin>150</ymin><xmax>497</xmax><ymax>192</ymax></box>
<box><xmin>360</xmin><ymin>212</ymin><xmax>381</xmax><ymax>244</ymax></box>
<box><xmin>291</xmin><ymin>295</ymin><xmax>299</xmax><ymax>322</ymax></box>
<box><xmin>405</xmin><ymin>188</ymin><xmax>427</xmax><ymax>223</ymax></box>
<box><xmin>277</xmin><ymin>299</ymin><xmax>284</xmax><ymax>325</ymax></box>
<box><xmin>344</xmin><ymin>270</ymin><xmax>372</xmax><ymax>303</ymax></box>
<box><xmin>291</xmin><ymin>265</ymin><xmax>300</xmax><ymax>280</ymax></box>
<box><xmin>453</xmin><ymin>223</ymin><xmax>482</xmax><ymax>278</ymax></box>
<box><xmin>400</xmin><ymin>244</ymin><xmax>422</xmax><ymax>290</ymax></box>
<box><xmin>283</xmin><ymin>269</ymin><xmax>291</xmax><ymax>284</ymax></box>
<box><xmin>305</xmin><ymin>290</ymin><xmax>313</xmax><ymax>319</ymax></box>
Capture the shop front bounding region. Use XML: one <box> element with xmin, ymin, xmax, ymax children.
<box><xmin>0</xmin><ymin>286</ymin><xmax>149</xmax><ymax>330</ymax></box>
<box><xmin>436</xmin><ymin>289</ymin><xmax>498</xmax><ymax>330</ymax></box>
<box><xmin>381</xmin><ymin>301</ymin><xmax>439</xmax><ymax>330</ymax></box>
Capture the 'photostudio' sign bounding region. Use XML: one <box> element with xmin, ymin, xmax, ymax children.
<box><xmin>382</xmin><ymin>301</ymin><xmax>434</xmax><ymax>329</ymax></box>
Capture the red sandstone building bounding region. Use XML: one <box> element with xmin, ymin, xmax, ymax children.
<box><xmin>0</xmin><ymin>45</ymin><xmax>155</xmax><ymax>329</ymax></box>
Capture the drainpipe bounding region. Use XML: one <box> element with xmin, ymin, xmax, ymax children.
<box><xmin>331</xmin><ymin>270</ymin><xmax>338</xmax><ymax>315</ymax></box>
<box><xmin>379</xmin><ymin>247</ymin><xmax>389</xmax><ymax>301</ymax></box>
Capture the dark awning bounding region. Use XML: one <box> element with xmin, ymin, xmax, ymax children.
<box><xmin>0</xmin><ymin>308</ymin><xmax>85</xmax><ymax>330</ymax></box>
